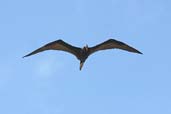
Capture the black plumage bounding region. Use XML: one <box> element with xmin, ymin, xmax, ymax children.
<box><xmin>23</xmin><ymin>39</ymin><xmax>142</xmax><ymax>70</ymax></box>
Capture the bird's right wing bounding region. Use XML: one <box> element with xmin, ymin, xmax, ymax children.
<box><xmin>23</xmin><ymin>40</ymin><xmax>81</xmax><ymax>58</ymax></box>
<box><xmin>89</xmin><ymin>39</ymin><xmax>142</xmax><ymax>55</ymax></box>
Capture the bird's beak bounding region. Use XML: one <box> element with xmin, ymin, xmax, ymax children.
<box><xmin>80</xmin><ymin>62</ymin><xmax>84</xmax><ymax>70</ymax></box>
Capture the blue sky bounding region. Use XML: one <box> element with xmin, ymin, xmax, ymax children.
<box><xmin>0</xmin><ymin>0</ymin><xmax>171</xmax><ymax>114</ymax></box>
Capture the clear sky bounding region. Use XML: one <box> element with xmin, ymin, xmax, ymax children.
<box><xmin>0</xmin><ymin>0</ymin><xmax>171</xmax><ymax>114</ymax></box>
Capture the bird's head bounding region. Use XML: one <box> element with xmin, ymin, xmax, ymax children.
<box><xmin>83</xmin><ymin>44</ymin><xmax>88</xmax><ymax>52</ymax></box>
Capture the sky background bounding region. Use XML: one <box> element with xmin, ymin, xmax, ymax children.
<box><xmin>0</xmin><ymin>0</ymin><xmax>171</xmax><ymax>114</ymax></box>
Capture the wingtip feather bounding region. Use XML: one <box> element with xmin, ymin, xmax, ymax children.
<box><xmin>138</xmin><ymin>51</ymin><xmax>143</xmax><ymax>54</ymax></box>
<box><xmin>22</xmin><ymin>54</ymin><xmax>30</xmax><ymax>58</ymax></box>
<box><xmin>134</xmin><ymin>49</ymin><xmax>143</xmax><ymax>54</ymax></box>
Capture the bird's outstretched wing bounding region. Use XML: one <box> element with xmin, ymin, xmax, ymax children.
<box><xmin>23</xmin><ymin>40</ymin><xmax>81</xmax><ymax>58</ymax></box>
<box><xmin>89</xmin><ymin>39</ymin><xmax>142</xmax><ymax>55</ymax></box>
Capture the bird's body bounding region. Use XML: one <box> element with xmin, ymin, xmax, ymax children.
<box><xmin>23</xmin><ymin>39</ymin><xmax>142</xmax><ymax>70</ymax></box>
<box><xmin>77</xmin><ymin>45</ymin><xmax>89</xmax><ymax>70</ymax></box>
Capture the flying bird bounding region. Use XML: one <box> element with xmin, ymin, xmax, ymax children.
<box><xmin>23</xmin><ymin>39</ymin><xmax>142</xmax><ymax>70</ymax></box>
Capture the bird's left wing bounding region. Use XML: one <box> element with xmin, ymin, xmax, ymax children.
<box><xmin>89</xmin><ymin>39</ymin><xmax>142</xmax><ymax>55</ymax></box>
<box><xmin>23</xmin><ymin>40</ymin><xmax>81</xmax><ymax>58</ymax></box>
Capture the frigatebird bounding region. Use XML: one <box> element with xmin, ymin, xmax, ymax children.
<box><xmin>23</xmin><ymin>39</ymin><xmax>142</xmax><ymax>70</ymax></box>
